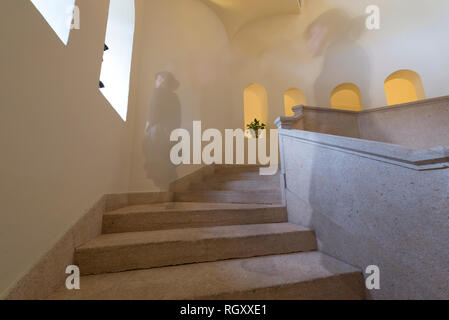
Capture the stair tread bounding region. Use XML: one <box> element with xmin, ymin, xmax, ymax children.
<box><xmin>209</xmin><ymin>172</ymin><xmax>280</xmax><ymax>181</ymax></box>
<box><xmin>78</xmin><ymin>223</ymin><xmax>310</xmax><ymax>250</ymax></box>
<box><xmin>176</xmin><ymin>190</ymin><xmax>280</xmax><ymax>193</ymax></box>
<box><xmin>48</xmin><ymin>252</ymin><xmax>362</xmax><ymax>300</ymax></box>
<box><xmin>105</xmin><ymin>202</ymin><xmax>284</xmax><ymax>216</ymax></box>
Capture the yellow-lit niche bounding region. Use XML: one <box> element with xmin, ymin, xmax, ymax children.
<box><xmin>384</xmin><ymin>70</ymin><xmax>426</xmax><ymax>106</ymax></box>
<box><xmin>244</xmin><ymin>83</ymin><xmax>269</xmax><ymax>128</ymax></box>
<box><xmin>284</xmin><ymin>88</ymin><xmax>307</xmax><ymax>116</ymax></box>
<box><xmin>330</xmin><ymin>83</ymin><xmax>363</xmax><ymax>111</ymax></box>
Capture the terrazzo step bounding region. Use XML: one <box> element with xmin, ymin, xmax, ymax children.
<box><xmin>103</xmin><ymin>202</ymin><xmax>287</xmax><ymax>234</ymax></box>
<box><xmin>75</xmin><ymin>223</ymin><xmax>316</xmax><ymax>275</ymax></box>
<box><xmin>213</xmin><ymin>165</ymin><xmax>262</xmax><ymax>174</ymax></box>
<box><xmin>174</xmin><ymin>190</ymin><xmax>282</xmax><ymax>204</ymax></box>
<box><xmin>48</xmin><ymin>252</ymin><xmax>365</xmax><ymax>300</ymax></box>
<box><xmin>191</xmin><ymin>179</ymin><xmax>281</xmax><ymax>191</ymax></box>
<box><xmin>208</xmin><ymin>171</ymin><xmax>281</xmax><ymax>182</ymax></box>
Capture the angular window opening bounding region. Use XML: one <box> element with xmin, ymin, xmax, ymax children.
<box><xmin>244</xmin><ymin>83</ymin><xmax>269</xmax><ymax>133</ymax></box>
<box><xmin>284</xmin><ymin>88</ymin><xmax>307</xmax><ymax>116</ymax></box>
<box><xmin>30</xmin><ymin>0</ymin><xmax>76</xmax><ymax>45</ymax></box>
<box><xmin>99</xmin><ymin>0</ymin><xmax>135</xmax><ymax>121</ymax></box>
<box><xmin>330</xmin><ymin>83</ymin><xmax>363</xmax><ymax>111</ymax></box>
<box><xmin>384</xmin><ymin>70</ymin><xmax>426</xmax><ymax>106</ymax></box>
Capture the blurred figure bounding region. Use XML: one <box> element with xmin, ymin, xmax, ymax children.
<box><xmin>305</xmin><ymin>9</ymin><xmax>371</xmax><ymax>107</ymax></box>
<box><xmin>143</xmin><ymin>71</ymin><xmax>181</xmax><ymax>188</ymax></box>
<box><xmin>305</xmin><ymin>9</ymin><xmax>352</xmax><ymax>58</ymax></box>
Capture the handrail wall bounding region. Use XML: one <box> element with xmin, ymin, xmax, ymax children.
<box><xmin>277</xmin><ymin>95</ymin><xmax>449</xmax><ymax>149</ymax></box>
<box><xmin>275</xmin><ymin>96</ymin><xmax>449</xmax><ymax>300</ymax></box>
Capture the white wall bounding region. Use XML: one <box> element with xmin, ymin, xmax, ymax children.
<box><xmin>0</xmin><ymin>0</ymin><xmax>141</xmax><ymax>297</ymax></box>
<box><xmin>229</xmin><ymin>0</ymin><xmax>449</xmax><ymax>126</ymax></box>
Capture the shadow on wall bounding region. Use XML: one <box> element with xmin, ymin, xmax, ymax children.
<box><xmin>143</xmin><ymin>71</ymin><xmax>181</xmax><ymax>188</ymax></box>
<box><xmin>305</xmin><ymin>9</ymin><xmax>371</xmax><ymax>107</ymax></box>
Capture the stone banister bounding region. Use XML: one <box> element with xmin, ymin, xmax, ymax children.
<box><xmin>275</xmin><ymin>95</ymin><xmax>449</xmax><ymax>152</ymax></box>
<box><xmin>276</xmin><ymin>97</ymin><xmax>449</xmax><ymax>300</ymax></box>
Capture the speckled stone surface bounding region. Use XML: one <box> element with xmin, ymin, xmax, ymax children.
<box><xmin>9</xmin><ymin>164</ymin><xmax>365</xmax><ymax>300</ymax></box>
<box><xmin>286</xmin><ymin>96</ymin><xmax>449</xmax><ymax>150</ymax></box>
<box><xmin>174</xmin><ymin>190</ymin><xmax>282</xmax><ymax>204</ymax></box>
<box><xmin>281</xmin><ymin>135</ymin><xmax>449</xmax><ymax>299</ymax></box>
<box><xmin>358</xmin><ymin>96</ymin><xmax>449</xmax><ymax>149</ymax></box>
<box><xmin>103</xmin><ymin>202</ymin><xmax>287</xmax><ymax>233</ymax></box>
<box><xmin>48</xmin><ymin>252</ymin><xmax>365</xmax><ymax>300</ymax></box>
<box><xmin>75</xmin><ymin>223</ymin><xmax>317</xmax><ymax>275</ymax></box>
<box><xmin>5</xmin><ymin>196</ymin><xmax>106</xmax><ymax>300</ymax></box>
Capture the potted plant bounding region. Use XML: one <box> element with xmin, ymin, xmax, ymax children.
<box><xmin>246</xmin><ymin>118</ymin><xmax>266</xmax><ymax>139</ymax></box>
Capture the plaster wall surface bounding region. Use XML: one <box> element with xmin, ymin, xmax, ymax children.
<box><xmin>0</xmin><ymin>0</ymin><xmax>144</xmax><ymax>298</ymax></box>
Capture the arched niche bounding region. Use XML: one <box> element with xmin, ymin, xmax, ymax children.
<box><xmin>384</xmin><ymin>70</ymin><xmax>426</xmax><ymax>106</ymax></box>
<box><xmin>284</xmin><ymin>88</ymin><xmax>306</xmax><ymax>116</ymax></box>
<box><xmin>244</xmin><ymin>83</ymin><xmax>269</xmax><ymax>128</ymax></box>
<box><xmin>330</xmin><ymin>83</ymin><xmax>363</xmax><ymax>111</ymax></box>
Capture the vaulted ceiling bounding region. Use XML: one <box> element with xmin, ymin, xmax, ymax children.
<box><xmin>200</xmin><ymin>0</ymin><xmax>301</xmax><ymax>38</ymax></box>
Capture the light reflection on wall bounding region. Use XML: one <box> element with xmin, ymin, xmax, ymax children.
<box><xmin>244</xmin><ymin>83</ymin><xmax>269</xmax><ymax>129</ymax></box>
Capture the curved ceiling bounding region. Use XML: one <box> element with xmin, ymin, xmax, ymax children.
<box><xmin>200</xmin><ymin>0</ymin><xmax>301</xmax><ymax>38</ymax></box>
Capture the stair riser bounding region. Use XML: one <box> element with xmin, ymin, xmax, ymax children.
<box><xmin>191</xmin><ymin>180</ymin><xmax>281</xmax><ymax>191</ymax></box>
<box><xmin>174</xmin><ymin>192</ymin><xmax>282</xmax><ymax>204</ymax></box>
<box><xmin>209</xmin><ymin>173</ymin><xmax>280</xmax><ymax>182</ymax></box>
<box><xmin>75</xmin><ymin>231</ymin><xmax>317</xmax><ymax>275</ymax></box>
<box><xmin>199</xmin><ymin>273</ymin><xmax>365</xmax><ymax>300</ymax></box>
<box><xmin>214</xmin><ymin>167</ymin><xmax>262</xmax><ymax>174</ymax></box>
<box><xmin>103</xmin><ymin>207</ymin><xmax>287</xmax><ymax>234</ymax></box>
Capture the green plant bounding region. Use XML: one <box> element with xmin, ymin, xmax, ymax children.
<box><xmin>246</xmin><ymin>118</ymin><xmax>266</xmax><ymax>138</ymax></box>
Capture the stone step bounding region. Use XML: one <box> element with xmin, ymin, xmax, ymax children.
<box><xmin>103</xmin><ymin>202</ymin><xmax>287</xmax><ymax>234</ymax></box>
<box><xmin>75</xmin><ymin>223</ymin><xmax>316</xmax><ymax>275</ymax></box>
<box><xmin>208</xmin><ymin>171</ymin><xmax>280</xmax><ymax>182</ymax></box>
<box><xmin>174</xmin><ymin>190</ymin><xmax>282</xmax><ymax>204</ymax></box>
<box><xmin>48</xmin><ymin>252</ymin><xmax>365</xmax><ymax>300</ymax></box>
<box><xmin>191</xmin><ymin>179</ymin><xmax>281</xmax><ymax>191</ymax></box>
<box><xmin>213</xmin><ymin>165</ymin><xmax>262</xmax><ymax>174</ymax></box>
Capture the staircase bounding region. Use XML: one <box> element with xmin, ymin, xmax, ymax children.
<box><xmin>48</xmin><ymin>165</ymin><xmax>365</xmax><ymax>300</ymax></box>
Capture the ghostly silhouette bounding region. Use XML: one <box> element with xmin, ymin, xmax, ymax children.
<box><xmin>143</xmin><ymin>71</ymin><xmax>181</xmax><ymax>188</ymax></box>
<box><xmin>305</xmin><ymin>9</ymin><xmax>371</xmax><ymax>107</ymax></box>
